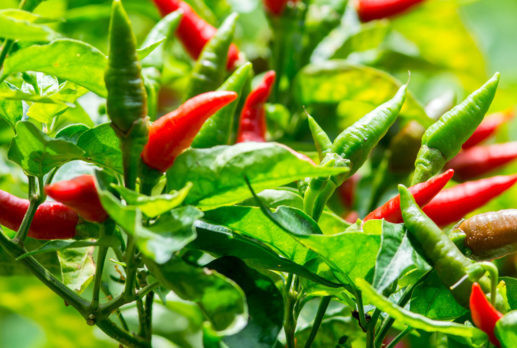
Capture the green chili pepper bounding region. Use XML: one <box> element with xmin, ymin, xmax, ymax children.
<box><xmin>186</xmin><ymin>13</ymin><xmax>238</xmax><ymax>99</ymax></box>
<box><xmin>411</xmin><ymin>73</ymin><xmax>500</xmax><ymax>185</ymax></box>
<box><xmin>307</xmin><ymin>113</ymin><xmax>332</xmax><ymax>161</ymax></box>
<box><xmin>192</xmin><ymin>62</ymin><xmax>252</xmax><ymax>148</ymax></box>
<box><xmin>105</xmin><ymin>0</ymin><xmax>148</xmax><ymax>189</ymax></box>
<box><xmin>332</xmin><ymin>84</ymin><xmax>407</xmax><ymax>175</ymax></box>
<box><xmin>398</xmin><ymin>184</ymin><xmax>496</xmax><ymax>308</ymax></box>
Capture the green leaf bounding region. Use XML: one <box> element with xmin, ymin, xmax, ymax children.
<box><xmin>0</xmin><ymin>9</ymin><xmax>58</xmax><ymax>41</ymax></box>
<box><xmin>147</xmin><ymin>257</ymin><xmax>247</xmax><ymax>334</ymax></box>
<box><xmin>373</xmin><ymin>221</ymin><xmax>429</xmax><ymax>295</ymax></box>
<box><xmin>58</xmin><ymin>247</ymin><xmax>95</xmax><ymax>294</ymax></box>
<box><xmin>208</xmin><ymin>257</ymin><xmax>283</xmax><ymax>348</ymax></box>
<box><xmin>294</xmin><ymin>61</ymin><xmax>432</xmax><ymax>127</ymax></box>
<box><xmin>0</xmin><ymin>83</ymin><xmax>73</xmax><ymax>105</ymax></box>
<box><xmin>98</xmin><ymin>189</ymin><xmax>201</xmax><ymax>264</ymax></box>
<box><xmin>0</xmin><ymin>82</ymin><xmax>22</xmax><ymax>128</ymax></box>
<box><xmin>17</xmin><ymin>240</ymin><xmax>100</xmax><ymax>260</ymax></box>
<box><xmin>192</xmin><ymin>221</ymin><xmax>340</xmax><ymax>288</ymax></box>
<box><xmin>111</xmin><ymin>182</ymin><xmax>192</xmax><ymax>218</ymax></box>
<box><xmin>3</xmin><ymin>39</ymin><xmax>108</xmax><ymax>97</ymax></box>
<box><xmin>8</xmin><ymin>121</ymin><xmax>84</xmax><ymax>176</ymax></box>
<box><xmin>166</xmin><ymin>143</ymin><xmax>349</xmax><ymax>210</ymax></box>
<box><xmin>410</xmin><ymin>271</ymin><xmax>467</xmax><ymax>320</ymax></box>
<box><xmin>137</xmin><ymin>39</ymin><xmax>165</xmax><ymax>62</ymax></box>
<box><xmin>55</xmin><ymin>124</ymin><xmax>90</xmax><ymax>144</ymax></box>
<box><xmin>502</xmin><ymin>277</ymin><xmax>517</xmax><ymax>310</ymax></box>
<box><xmin>495</xmin><ymin>310</ymin><xmax>517</xmax><ymax>347</ymax></box>
<box><xmin>356</xmin><ymin>278</ymin><xmax>486</xmax><ymax>339</ymax></box>
<box><xmin>77</xmin><ymin>123</ymin><xmax>122</xmax><ymax>174</ymax></box>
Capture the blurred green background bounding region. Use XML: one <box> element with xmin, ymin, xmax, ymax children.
<box><xmin>1</xmin><ymin>0</ymin><xmax>517</xmax><ymax>346</ymax></box>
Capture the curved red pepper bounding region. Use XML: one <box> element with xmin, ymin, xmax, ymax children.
<box><xmin>0</xmin><ymin>190</ymin><xmax>78</xmax><ymax>240</ymax></box>
<box><xmin>338</xmin><ymin>174</ymin><xmax>360</xmax><ymax>210</ymax></box>
<box><xmin>470</xmin><ymin>282</ymin><xmax>502</xmax><ymax>347</ymax></box>
<box><xmin>142</xmin><ymin>91</ymin><xmax>238</xmax><ymax>172</ymax></box>
<box><xmin>263</xmin><ymin>0</ymin><xmax>299</xmax><ymax>16</ymax></box>
<box><xmin>237</xmin><ymin>71</ymin><xmax>276</xmax><ymax>143</ymax></box>
<box><xmin>364</xmin><ymin>169</ymin><xmax>454</xmax><ymax>223</ymax></box>
<box><xmin>152</xmin><ymin>0</ymin><xmax>240</xmax><ymax>70</ymax></box>
<box><xmin>422</xmin><ymin>175</ymin><xmax>517</xmax><ymax>227</ymax></box>
<box><xmin>446</xmin><ymin>142</ymin><xmax>517</xmax><ymax>181</ymax></box>
<box><xmin>45</xmin><ymin>175</ymin><xmax>108</xmax><ymax>223</ymax></box>
<box><xmin>356</xmin><ymin>0</ymin><xmax>425</xmax><ymax>22</ymax></box>
<box><xmin>462</xmin><ymin>111</ymin><xmax>513</xmax><ymax>149</ymax></box>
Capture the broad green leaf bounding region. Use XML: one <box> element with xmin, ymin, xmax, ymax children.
<box><xmin>502</xmin><ymin>277</ymin><xmax>517</xmax><ymax>310</ymax></box>
<box><xmin>8</xmin><ymin>121</ymin><xmax>84</xmax><ymax>176</ymax></box>
<box><xmin>166</xmin><ymin>143</ymin><xmax>349</xmax><ymax>210</ymax></box>
<box><xmin>356</xmin><ymin>278</ymin><xmax>485</xmax><ymax>339</ymax></box>
<box><xmin>111</xmin><ymin>183</ymin><xmax>192</xmax><ymax>218</ymax></box>
<box><xmin>373</xmin><ymin>221</ymin><xmax>429</xmax><ymax>295</ymax></box>
<box><xmin>0</xmin><ymin>9</ymin><xmax>57</xmax><ymax>41</ymax></box>
<box><xmin>410</xmin><ymin>271</ymin><xmax>467</xmax><ymax>320</ymax></box>
<box><xmin>0</xmin><ymin>82</ymin><xmax>22</xmax><ymax>128</ymax></box>
<box><xmin>3</xmin><ymin>39</ymin><xmax>107</xmax><ymax>97</ymax></box>
<box><xmin>495</xmin><ymin>310</ymin><xmax>517</xmax><ymax>347</ymax></box>
<box><xmin>98</xmin><ymin>189</ymin><xmax>201</xmax><ymax>264</ymax></box>
<box><xmin>147</xmin><ymin>257</ymin><xmax>248</xmax><ymax>334</ymax></box>
<box><xmin>294</xmin><ymin>61</ymin><xmax>432</xmax><ymax>127</ymax></box>
<box><xmin>0</xmin><ymin>83</ymin><xmax>73</xmax><ymax>105</ymax></box>
<box><xmin>58</xmin><ymin>247</ymin><xmax>95</xmax><ymax>294</ymax></box>
<box><xmin>296</xmin><ymin>317</ymin><xmax>365</xmax><ymax>348</ymax></box>
<box><xmin>191</xmin><ymin>221</ymin><xmax>340</xmax><ymax>288</ymax></box>
<box><xmin>77</xmin><ymin>123</ymin><xmax>122</xmax><ymax>174</ymax></box>
<box><xmin>208</xmin><ymin>257</ymin><xmax>283</xmax><ymax>348</ymax></box>
<box><xmin>55</xmin><ymin>124</ymin><xmax>90</xmax><ymax>144</ymax></box>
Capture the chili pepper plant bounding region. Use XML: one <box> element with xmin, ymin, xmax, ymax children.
<box><xmin>1</xmin><ymin>0</ymin><xmax>517</xmax><ymax>347</ymax></box>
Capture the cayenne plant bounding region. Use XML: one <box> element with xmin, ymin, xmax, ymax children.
<box><xmin>1</xmin><ymin>0</ymin><xmax>517</xmax><ymax>347</ymax></box>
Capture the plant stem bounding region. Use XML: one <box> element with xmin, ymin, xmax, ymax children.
<box><xmin>91</xmin><ymin>245</ymin><xmax>109</xmax><ymax>311</ymax></box>
<box><xmin>355</xmin><ymin>291</ymin><xmax>368</xmax><ymax>331</ymax></box>
<box><xmin>144</xmin><ymin>292</ymin><xmax>154</xmax><ymax>343</ymax></box>
<box><xmin>385</xmin><ymin>327</ymin><xmax>411</xmax><ymax>348</ymax></box>
<box><xmin>96</xmin><ymin>319</ymin><xmax>150</xmax><ymax>348</ymax></box>
<box><xmin>366</xmin><ymin>309</ymin><xmax>380</xmax><ymax>348</ymax></box>
<box><xmin>304</xmin><ymin>296</ymin><xmax>331</xmax><ymax>348</ymax></box>
<box><xmin>123</xmin><ymin>235</ymin><xmax>137</xmax><ymax>299</ymax></box>
<box><xmin>137</xmin><ymin>297</ymin><xmax>147</xmax><ymax>338</ymax></box>
<box><xmin>13</xmin><ymin>176</ymin><xmax>41</xmax><ymax>246</ymax></box>
<box><xmin>283</xmin><ymin>273</ymin><xmax>297</xmax><ymax>348</ymax></box>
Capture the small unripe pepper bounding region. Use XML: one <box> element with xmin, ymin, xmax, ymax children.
<box><xmin>459</xmin><ymin>209</ymin><xmax>517</xmax><ymax>261</ymax></box>
<box><xmin>142</xmin><ymin>91</ymin><xmax>238</xmax><ymax>172</ymax></box>
<box><xmin>470</xmin><ymin>282</ymin><xmax>503</xmax><ymax>347</ymax></box>
<box><xmin>237</xmin><ymin>71</ymin><xmax>276</xmax><ymax>143</ymax></box>
<box><xmin>422</xmin><ymin>175</ymin><xmax>517</xmax><ymax>227</ymax></box>
<box><xmin>152</xmin><ymin>0</ymin><xmax>240</xmax><ymax>70</ymax></box>
<box><xmin>45</xmin><ymin>175</ymin><xmax>108</xmax><ymax>223</ymax></box>
<box><xmin>356</xmin><ymin>0</ymin><xmax>426</xmax><ymax>22</ymax></box>
<box><xmin>0</xmin><ymin>190</ymin><xmax>77</xmax><ymax>240</ymax></box>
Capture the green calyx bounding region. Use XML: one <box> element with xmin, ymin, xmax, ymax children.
<box><xmin>192</xmin><ymin>62</ymin><xmax>252</xmax><ymax>148</ymax></box>
<box><xmin>186</xmin><ymin>13</ymin><xmax>238</xmax><ymax>99</ymax></box>
<box><xmin>105</xmin><ymin>0</ymin><xmax>147</xmax><ymax>137</ymax></box>
<box><xmin>332</xmin><ymin>84</ymin><xmax>407</xmax><ymax>175</ymax></box>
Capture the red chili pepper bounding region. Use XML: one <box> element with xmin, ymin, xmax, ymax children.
<box><xmin>338</xmin><ymin>174</ymin><xmax>360</xmax><ymax>210</ymax></box>
<box><xmin>142</xmin><ymin>91</ymin><xmax>238</xmax><ymax>172</ymax></box>
<box><xmin>470</xmin><ymin>282</ymin><xmax>503</xmax><ymax>347</ymax></box>
<box><xmin>152</xmin><ymin>0</ymin><xmax>240</xmax><ymax>70</ymax></box>
<box><xmin>344</xmin><ymin>211</ymin><xmax>359</xmax><ymax>223</ymax></box>
<box><xmin>364</xmin><ymin>169</ymin><xmax>454</xmax><ymax>223</ymax></box>
<box><xmin>263</xmin><ymin>0</ymin><xmax>299</xmax><ymax>16</ymax></box>
<box><xmin>446</xmin><ymin>142</ymin><xmax>517</xmax><ymax>181</ymax></box>
<box><xmin>45</xmin><ymin>175</ymin><xmax>108</xmax><ymax>223</ymax></box>
<box><xmin>0</xmin><ymin>190</ymin><xmax>78</xmax><ymax>240</ymax></box>
<box><xmin>237</xmin><ymin>71</ymin><xmax>276</xmax><ymax>143</ymax></box>
<box><xmin>422</xmin><ymin>174</ymin><xmax>517</xmax><ymax>227</ymax></box>
<box><xmin>462</xmin><ymin>111</ymin><xmax>513</xmax><ymax>149</ymax></box>
<box><xmin>356</xmin><ymin>0</ymin><xmax>425</xmax><ymax>22</ymax></box>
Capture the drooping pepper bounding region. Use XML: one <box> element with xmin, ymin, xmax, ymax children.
<box><xmin>236</xmin><ymin>71</ymin><xmax>276</xmax><ymax>143</ymax></box>
<box><xmin>141</xmin><ymin>91</ymin><xmax>238</xmax><ymax>172</ymax></box>
<box><xmin>152</xmin><ymin>0</ymin><xmax>240</xmax><ymax>70</ymax></box>
<box><xmin>462</xmin><ymin>110</ymin><xmax>513</xmax><ymax>149</ymax></box>
<box><xmin>186</xmin><ymin>13</ymin><xmax>238</xmax><ymax>99</ymax></box>
<box><xmin>446</xmin><ymin>142</ymin><xmax>517</xmax><ymax>181</ymax></box>
<box><xmin>422</xmin><ymin>175</ymin><xmax>517</xmax><ymax>227</ymax></box>
<box><xmin>263</xmin><ymin>0</ymin><xmax>299</xmax><ymax>16</ymax></box>
<box><xmin>459</xmin><ymin>209</ymin><xmax>517</xmax><ymax>261</ymax></box>
<box><xmin>356</xmin><ymin>0</ymin><xmax>426</xmax><ymax>22</ymax></box>
<box><xmin>0</xmin><ymin>190</ymin><xmax>77</xmax><ymax>240</ymax></box>
<box><xmin>332</xmin><ymin>84</ymin><xmax>407</xmax><ymax>175</ymax></box>
<box><xmin>192</xmin><ymin>63</ymin><xmax>253</xmax><ymax>148</ymax></box>
<box><xmin>470</xmin><ymin>282</ymin><xmax>503</xmax><ymax>347</ymax></box>
<box><xmin>411</xmin><ymin>73</ymin><xmax>500</xmax><ymax>185</ymax></box>
<box><xmin>398</xmin><ymin>185</ymin><xmax>493</xmax><ymax>307</ymax></box>
<box><xmin>105</xmin><ymin>0</ymin><xmax>149</xmax><ymax>190</ymax></box>
<box><xmin>45</xmin><ymin>175</ymin><xmax>108</xmax><ymax>223</ymax></box>
<box><xmin>364</xmin><ymin>169</ymin><xmax>454</xmax><ymax>223</ymax></box>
